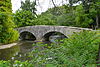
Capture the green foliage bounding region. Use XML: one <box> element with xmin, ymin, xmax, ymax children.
<box><xmin>32</xmin><ymin>5</ymin><xmax>93</xmax><ymax>28</ymax></box>
<box><xmin>12</xmin><ymin>60</ymin><xmax>33</xmax><ymax>67</ymax></box>
<box><xmin>0</xmin><ymin>0</ymin><xmax>19</xmax><ymax>44</ymax></box>
<box><xmin>28</xmin><ymin>31</ymin><xmax>100</xmax><ymax>67</ymax></box>
<box><xmin>14</xmin><ymin>0</ymin><xmax>37</xmax><ymax>27</ymax></box>
<box><xmin>14</xmin><ymin>10</ymin><xmax>36</xmax><ymax>27</ymax></box>
<box><xmin>0</xmin><ymin>60</ymin><xmax>33</xmax><ymax>67</ymax></box>
<box><xmin>33</xmin><ymin>13</ymin><xmax>57</xmax><ymax>25</ymax></box>
<box><xmin>0</xmin><ymin>0</ymin><xmax>12</xmax><ymax>12</ymax></box>
<box><xmin>75</xmin><ymin>5</ymin><xmax>93</xmax><ymax>27</ymax></box>
<box><xmin>14</xmin><ymin>1</ymin><xmax>100</xmax><ymax>28</ymax></box>
<box><xmin>21</xmin><ymin>0</ymin><xmax>36</xmax><ymax>14</ymax></box>
<box><xmin>56</xmin><ymin>6</ymin><xmax>76</xmax><ymax>26</ymax></box>
<box><xmin>68</xmin><ymin>0</ymin><xmax>100</xmax><ymax>28</ymax></box>
<box><xmin>31</xmin><ymin>5</ymin><xmax>76</xmax><ymax>26</ymax></box>
<box><xmin>0</xmin><ymin>60</ymin><xmax>10</xmax><ymax>67</ymax></box>
<box><xmin>89</xmin><ymin>1</ymin><xmax>100</xmax><ymax>21</ymax></box>
<box><xmin>61</xmin><ymin>31</ymin><xmax>99</xmax><ymax>66</ymax></box>
<box><xmin>13</xmin><ymin>0</ymin><xmax>100</xmax><ymax>28</ymax></box>
<box><xmin>14</xmin><ymin>10</ymin><xmax>57</xmax><ymax>27</ymax></box>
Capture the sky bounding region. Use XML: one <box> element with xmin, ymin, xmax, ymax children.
<box><xmin>11</xmin><ymin>0</ymin><xmax>68</xmax><ymax>14</ymax></box>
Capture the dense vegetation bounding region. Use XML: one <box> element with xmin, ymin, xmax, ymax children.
<box><xmin>14</xmin><ymin>0</ymin><xmax>100</xmax><ymax>29</ymax></box>
<box><xmin>0</xmin><ymin>31</ymin><xmax>100</xmax><ymax>67</ymax></box>
<box><xmin>0</xmin><ymin>0</ymin><xmax>19</xmax><ymax>44</ymax></box>
<box><xmin>0</xmin><ymin>0</ymin><xmax>100</xmax><ymax>67</ymax></box>
<box><xmin>28</xmin><ymin>31</ymin><xmax>100</xmax><ymax>67</ymax></box>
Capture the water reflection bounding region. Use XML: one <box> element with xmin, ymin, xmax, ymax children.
<box><xmin>0</xmin><ymin>41</ymin><xmax>34</xmax><ymax>61</ymax></box>
<box><xmin>0</xmin><ymin>45</ymin><xmax>20</xmax><ymax>60</ymax></box>
<box><xmin>13</xmin><ymin>41</ymin><xmax>34</xmax><ymax>61</ymax></box>
<box><xmin>49</xmin><ymin>35</ymin><xmax>67</xmax><ymax>43</ymax></box>
<box><xmin>0</xmin><ymin>34</ymin><xmax>67</xmax><ymax>61</ymax></box>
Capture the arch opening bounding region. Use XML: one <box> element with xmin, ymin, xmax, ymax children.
<box><xmin>20</xmin><ymin>31</ymin><xmax>36</xmax><ymax>41</ymax></box>
<box><xmin>43</xmin><ymin>31</ymin><xmax>67</xmax><ymax>43</ymax></box>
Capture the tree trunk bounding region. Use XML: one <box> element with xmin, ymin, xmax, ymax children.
<box><xmin>95</xmin><ymin>15</ymin><xmax>99</xmax><ymax>29</ymax></box>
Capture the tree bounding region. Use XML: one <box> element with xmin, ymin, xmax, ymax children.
<box><xmin>21</xmin><ymin>0</ymin><xmax>36</xmax><ymax>15</ymax></box>
<box><xmin>68</xmin><ymin>0</ymin><xmax>100</xmax><ymax>29</ymax></box>
<box><xmin>90</xmin><ymin>1</ymin><xmax>100</xmax><ymax>29</ymax></box>
<box><xmin>33</xmin><ymin>13</ymin><xmax>57</xmax><ymax>25</ymax></box>
<box><xmin>75</xmin><ymin>5</ymin><xmax>93</xmax><ymax>27</ymax></box>
<box><xmin>56</xmin><ymin>5</ymin><xmax>76</xmax><ymax>26</ymax></box>
<box><xmin>0</xmin><ymin>0</ymin><xmax>19</xmax><ymax>44</ymax></box>
<box><xmin>14</xmin><ymin>10</ymin><xmax>36</xmax><ymax>27</ymax></box>
<box><xmin>14</xmin><ymin>0</ymin><xmax>37</xmax><ymax>27</ymax></box>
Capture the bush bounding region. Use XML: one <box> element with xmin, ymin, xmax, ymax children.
<box><xmin>61</xmin><ymin>31</ymin><xmax>99</xmax><ymax>67</ymax></box>
<box><xmin>0</xmin><ymin>60</ymin><xmax>33</xmax><ymax>67</ymax></box>
<box><xmin>0</xmin><ymin>12</ymin><xmax>19</xmax><ymax>44</ymax></box>
<box><xmin>29</xmin><ymin>31</ymin><xmax>100</xmax><ymax>67</ymax></box>
<box><xmin>0</xmin><ymin>0</ymin><xmax>19</xmax><ymax>44</ymax></box>
<box><xmin>0</xmin><ymin>61</ymin><xmax>10</xmax><ymax>67</ymax></box>
<box><xmin>14</xmin><ymin>10</ymin><xmax>36</xmax><ymax>27</ymax></box>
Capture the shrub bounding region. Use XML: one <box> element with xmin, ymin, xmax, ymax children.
<box><xmin>14</xmin><ymin>10</ymin><xmax>36</xmax><ymax>27</ymax></box>
<box><xmin>0</xmin><ymin>61</ymin><xmax>10</xmax><ymax>67</ymax></box>
<box><xmin>29</xmin><ymin>31</ymin><xmax>100</xmax><ymax>67</ymax></box>
<box><xmin>0</xmin><ymin>0</ymin><xmax>19</xmax><ymax>44</ymax></box>
<box><xmin>0</xmin><ymin>60</ymin><xmax>33</xmax><ymax>67</ymax></box>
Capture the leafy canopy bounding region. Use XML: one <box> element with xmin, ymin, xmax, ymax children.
<box><xmin>0</xmin><ymin>0</ymin><xmax>19</xmax><ymax>44</ymax></box>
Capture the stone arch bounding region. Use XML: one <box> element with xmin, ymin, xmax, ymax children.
<box><xmin>19</xmin><ymin>31</ymin><xmax>36</xmax><ymax>41</ymax></box>
<box><xmin>42</xmin><ymin>31</ymin><xmax>68</xmax><ymax>42</ymax></box>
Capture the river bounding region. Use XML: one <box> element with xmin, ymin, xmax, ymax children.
<box><xmin>0</xmin><ymin>41</ymin><xmax>35</xmax><ymax>61</ymax></box>
<box><xmin>0</xmin><ymin>34</ymin><xmax>67</xmax><ymax>61</ymax></box>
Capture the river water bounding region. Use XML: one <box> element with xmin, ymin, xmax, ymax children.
<box><xmin>0</xmin><ymin>34</ymin><xmax>67</xmax><ymax>61</ymax></box>
<box><xmin>0</xmin><ymin>41</ymin><xmax>35</xmax><ymax>61</ymax></box>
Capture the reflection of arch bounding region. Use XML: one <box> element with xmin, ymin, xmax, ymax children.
<box><xmin>20</xmin><ymin>31</ymin><xmax>36</xmax><ymax>41</ymax></box>
<box><xmin>43</xmin><ymin>31</ymin><xmax>67</xmax><ymax>41</ymax></box>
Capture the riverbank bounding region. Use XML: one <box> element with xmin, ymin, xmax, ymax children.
<box><xmin>0</xmin><ymin>40</ymin><xmax>36</xmax><ymax>50</ymax></box>
<box><xmin>0</xmin><ymin>43</ymin><xmax>17</xmax><ymax>49</ymax></box>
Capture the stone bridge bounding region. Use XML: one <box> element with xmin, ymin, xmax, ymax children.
<box><xmin>16</xmin><ymin>25</ymin><xmax>92</xmax><ymax>41</ymax></box>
